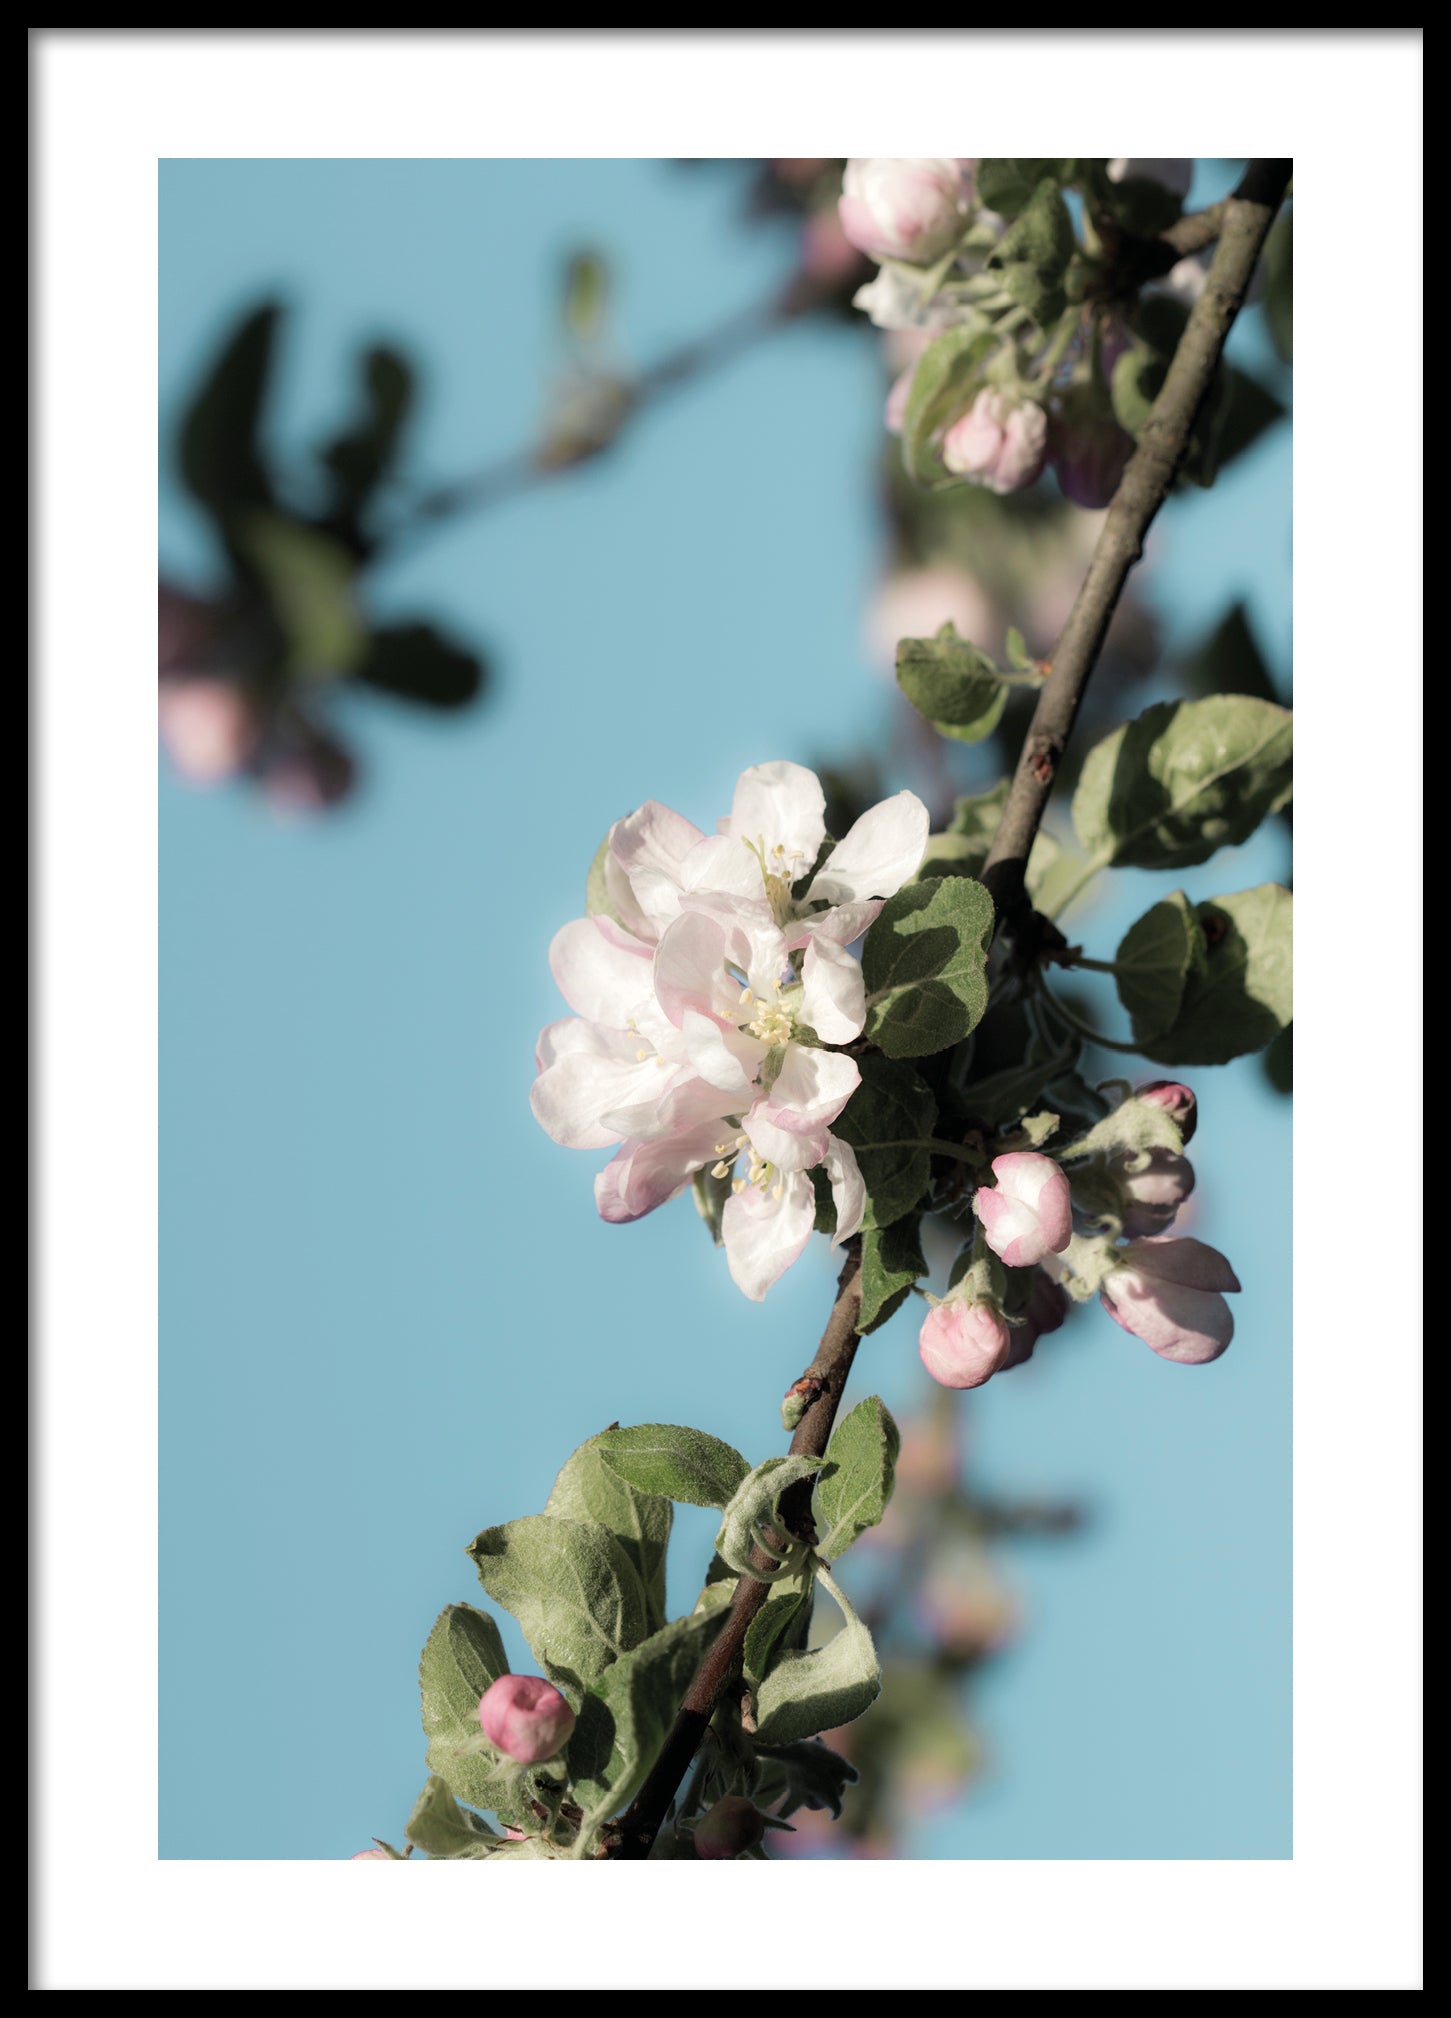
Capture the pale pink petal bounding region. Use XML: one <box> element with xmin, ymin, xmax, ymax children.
<box><xmin>727</xmin><ymin>761</ymin><xmax>826</xmax><ymax>873</ymax></box>
<box><xmin>1100</xmin><ymin>1273</ymin><xmax>1234</xmax><ymax>1365</ymax></box>
<box><xmin>990</xmin><ymin>1152</ymin><xmax>1072</xmax><ymax>1254</ymax></box>
<box><xmin>681</xmin><ymin>1008</ymin><xmax>759</xmax><ymax>1099</ymax></box>
<box><xmin>534</xmin><ymin>1016</ymin><xmax>600</xmax><ymax>1073</ymax></box>
<box><xmin>825</xmin><ymin>1135</ymin><xmax>865</xmax><ymax>1244</ymax></box>
<box><xmin>1120</xmin><ymin>1234</ymin><xmax>1240</xmax><ymax>1293</ymax></box>
<box><xmin>599</xmin><ymin>1071</ymin><xmax>739</xmax><ymax>1145</ymax></box>
<box><xmin>678</xmin><ymin>832</ymin><xmax>770</xmax><ymax>904</ymax></box>
<box><xmin>807</xmin><ymin>792</ymin><xmax>929</xmax><ymax>907</ymax></box>
<box><xmin>609</xmin><ymin>800</ymin><xmax>705</xmax><ymax>934</ymax></box>
<box><xmin>549</xmin><ymin>917</ymin><xmax>654</xmax><ymax>1027</ymax></box>
<box><xmin>974</xmin><ymin>1187</ymin><xmax>1049</xmax><ymax>1269</ymax></box>
<box><xmin>919</xmin><ymin>1300</ymin><xmax>1012</xmax><ymax>1389</ymax></box>
<box><xmin>742</xmin><ymin>1105</ymin><xmax>828</xmax><ymax>1172</ymax></box>
<box><xmin>529</xmin><ymin>1036</ymin><xmax>670</xmax><ymax>1150</ymax></box>
<box><xmin>785</xmin><ymin>899</ymin><xmax>884</xmax><ymax>950</ymax></box>
<box><xmin>595</xmin><ymin>1119</ymin><xmax>732</xmax><ymax>1224</ymax></box>
<box><xmin>654</xmin><ymin>912</ymin><xmax>736</xmax><ymax>1029</ymax></box>
<box><xmin>765</xmin><ymin>1045</ymin><xmax>861</xmax><ymax>1131</ymax></box>
<box><xmin>800</xmin><ymin>935</ymin><xmax>866</xmax><ymax>1043</ymax></box>
<box><xmin>721</xmin><ymin>1171</ymin><xmax>816</xmax><ymax>1301</ymax></box>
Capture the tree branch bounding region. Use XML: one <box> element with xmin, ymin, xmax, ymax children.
<box><xmin>981</xmin><ymin>159</ymin><xmax>1292</xmax><ymax>927</ymax></box>
<box><xmin>606</xmin><ymin>1242</ymin><xmax>864</xmax><ymax>1859</ymax></box>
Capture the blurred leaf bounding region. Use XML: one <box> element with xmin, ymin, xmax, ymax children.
<box><xmin>356</xmin><ymin>622</ymin><xmax>485</xmax><ymax>708</ymax></box>
<box><xmin>404</xmin><ymin>1775</ymin><xmax>500</xmax><ymax>1859</ymax></box>
<box><xmin>1184</xmin><ymin>601</ymin><xmax>1278</xmax><ymax>704</ymax></box>
<box><xmin>594</xmin><ymin>1424</ymin><xmax>750</xmax><ymax>1511</ymax></box>
<box><xmin>1209</xmin><ymin>368</ymin><xmax>1285</xmax><ymax>474</ymax></box>
<box><xmin>975</xmin><ymin>159</ymin><xmax>1073</xmax><ymax>217</ymax></box>
<box><xmin>901</xmin><ymin>325</ymin><xmax>996</xmax><ymax>484</ymax></box>
<box><xmin>1263</xmin><ymin>1020</ymin><xmax>1293</xmax><ymax>1095</ymax></box>
<box><xmin>986</xmin><ymin>180</ymin><xmax>1074</xmax><ymax>325</ymax></box>
<box><xmin>862</xmin><ymin>876</ymin><xmax>994</xmax><ymax>1058</ymax></box>
<box><xmin>1072</xmin><ymin>695</ymin><xmax>1293</xmax><ymax>873</ymax></box>
<box><xmin>319</xmin><ymin>346</ymin><xmax>415</xmax><ymax>532</ymax></box>
<box><xmin>563</xmin><ymin>249</ymin><xmax>610</xmax><ymax>343</ymax></box>
<box><xmin>178</xmin><ymin>301</ymin><xmax>280</xmax><ymax>529</ymax></box>
<box><xmin>242</xmin><ymin>512</ymin><xmax>367</xmax><ymax>678</ymax></box>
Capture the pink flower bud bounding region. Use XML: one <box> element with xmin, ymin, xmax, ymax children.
<box><xmin>800</xmin><ymin>208</ymin><xmax>868</xmax><ymax>286</ymax></box>
<box><xmin>941</xmin><ymin>390</ymin><xmax>1048</xmax><ymax>495</ymax></box>
<box><xmin>1048</xmin><ymin>384</ymin><xmax>1135</xmax><ymax>510</ymax></box>
<box><xmin>349</xmin><ymin>1848</ymin><xmax>391</xmax><ymax>1860</ymax></box>
<box><xmin>838</xmin><ymin>158</ymin><xmax>969</xmax><ymax>265</ymax></box>
<box><xmin>1113</xmin><ymin>1147</ymin><xmax>1195</xmax><ymax>1239</ymax></box>
<box><xmin>158</xmin><ymin>677</ymin><xmax>260</xmax><ymax>784</ymax></box>
<box><xmin>974</xmin><ymin>1152</ymin><xmax>1072</xmax><ymax>1269</ymax></box>
<box><xmin>478</xmin><ymin>1674</ymin><xmax>577</xmax><ymax>1764</ymax></box>
<box><xmin>1100</xmin><ymin>1236</ymin><xmax>1241</xmax><ymax>1366</ymax></box>
<box><xmin>919</xmin><ymin>1297</ymin><xmax>1012</xmax><ymax>1391</ymax></box>
<box><xmin>694</xmin><ymin>1796</ymin><xmax>767</xmax><ymax>1860</ymax></box>
<box><xmin>1137</xmin><ymin>1080</ymin><xmax>1198</xmax><ymax>1144</ymax></box>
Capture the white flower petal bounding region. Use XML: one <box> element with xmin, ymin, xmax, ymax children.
<box><xmin>825</xmin><ymin>1134</ymin><xmax>866</xmax><ymax>1244</ymax></box>
<box><xmin>653</xmin><ymin>912</ymin><xmax>736</xmax><ymax>1029</ymax></box>
<box><xmin>722</xmin><ymin>1171</ymin><xmax>816</xmax><ymax>1301</ymax></box>
<box><xmin>679</xmin><ymin>832</ymin><xmax>769</xmax><ymax>904</ymax></box>
<box><xmin>682</xmin><ymin>1008</ymin><xmax>759</xmax><ymax>1098</ymax></box>
<box><xmin>529</xmin><ymin>1036</ymin><xmax>669</xmax><ymax>1150</ymax></box>
<box><xmin>786</xmin><ymin>899</ymin><xmax>884</xmax><ymax>950</ymax></box>
<box><xmin>743</xmin><ymin>1104</ymin><xmax>828</xmax><ymax>1172</ymax></box>
<box><xmin>595</xmin><ymin>1119</ymin><xmax>730</xmax><ymax>1224</ymax></box>
<box><xmin>807</xmin><ymin>791</ymin><xmax>929</xmax><ymax>906</ymax></box>
<box><xmin>549</xmin><ymin>916</ymin><xmax>654</xmax><ymax>1027</ymax></box>
<box><xmin>767</xmin><ymin>1045</ymin><xmax>861</xmax><ymax>1130</ymax></box>
<box><xmin>608</xmin><ymin>800</ymin><xmax>705</xmax><ymax>936</ymax></box>
<box><xmin>727</xmin><ymin>761</ymin><xmax>826</xmax><ymax>870</ymax></box>
<box><xmin>800</xmin><ymin>935</ymin><xmax>866</xmax><ymax>1043</ymax></box>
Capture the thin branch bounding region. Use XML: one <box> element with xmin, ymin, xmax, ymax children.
<box><xmin>981</xmin><ymin>159</ymin><xmax>1292</xmax><ymax>927</ymax></box>
<box><xmin>606</xmin><ymin>1243</ymin><xmax>864</xmax><ymax>1860</ymax></box>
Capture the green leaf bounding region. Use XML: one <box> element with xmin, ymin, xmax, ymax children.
<box><xmin>1114</xmin><ymin>890</ymin><xmax>1207</xmax><ymax>1043</ymax></box>
<box><xmin>751</xmin><ymin>1567</ymin><xmax>882</xmax><ymax>1748</ymax></box>
<box><xmin>1072</xmin><ymin>696</ymin><xmax>1293</xmax><ymax>873</ymax></box>
<box><xmin>815</xmin><ymin>1397</ymin><xmax>900</xmax><ymax>1561</ymax></box>
<box><xmin>1211</xmin><ymin>368</ymin><xmax>1286</xmax><ymax>474</ymax></box>
<box><xmin>985</xmin><ymin>179</ymin><xmax>1075</xmax><ymax>325</ymax></box>
<box><xmin>178</xmin><ymin>300</ymin><xmax>279</xmax><ymax>526</ymax></box>
<box><xmin>1185</xmin><ymin>601</ymin><xmax>1279</xmax><ymax>706</ymax></box>
<box><xmin>831</xmin><ymin>1054</ymin><xmax>936</xmax><ymax>1229</ymax></box>
<box><xmin>1110</xmin><ymin>340</ymin><xmax>1168</xmax><ymax>443</ymax></box>
<box><xmin>240</xmin><ymin>512</ymin><xmax>367</xmax><ymax>679</ymax></box>
<box><xmin>953</xmin><ymin>1029</ymin><xmax>1081</xmax><ymax>1129</ymax></box>
<box><xmin>1058</xmin><ymin>1092</ymin><xmax>1184</xmax><ymax>1165</ymax></box>
<box><xmin>750</xmin><ymin>1738</ymin><xmax>857</xmax><ymax>1821</ymax></box>
<box><xmin>1140</xmin><ymin>884</ymin><xmax>1292</xmax><ymax>1065</ymax></box>
<box><xmin>862</xmin><ymin>875</ymin><xmax>994</xmax><ymax>1059</ymax></box>
<box><xmin>404</xmin><ymin>1775</ymin><xmax>500</xmax><ymax>1859</ymax></box>
<box><xmin>418</xmin><ymin>1603</ymin><xmax>520</xmax><ymax>1817</ymax></box>
<box><xmin>857</xmin><ymin>1217</ymin><xmax>927</xmax><ymax>1335</ymax></box>
<box><xmin>1098</xmin><ymin>170</ymin><xmax>1183</xmax><ymax>235</ymax></box>
<box><xmin>927</xmin><ymin>780</ymin><xmax>1060</xmax><ymax>896</ymax></box>
<box><xmin>742</xmin><ymin>1571</ymin><xmax>814</xmax><ymax>1692</ymax></box>
<box><xmin>901</xmin><ymin>325</ymin><xmax>997</xmax><ymax>484</ymax></box>
<box><xmin>692</xmin><ymin>1164</ymin><xmax>732</xmax><ymax>1247</ymax></box>
<box><xmin>562</xmin><ymin>248</ymin><xmax>610</xmax><ymax>343</ymax></box>
<box><xmin>715</xmin><ymin>1456</ymin><xmax>830</xmax><ymax>1581</ymax></box>
<box><xmin>585</xmin><ymin>831</ymin><xmax>623</xmax><ymax>924</ymax></box>
<box><xmin>975</xmin><ymin>159</ymin><xmax>1072</xmax><ymax>217</ymax></box>
<box><xmin>319</xmin><ymin>345</ymin><xmax>414</xmax><ymax>529</ymax></box>
<box><xmin>355</xmin><ymin>622</ymin><xmax>485</xmax><ymax>709</ymax></box>
<box><xmin>467</xmin><ymin>1515</ymin><xmax>649</xmax><ymax>1700</ymax></box>
<box><xmin>566</xmin><ymin>1608</ymin><xmax>726</xmax><ymax>1821</ymax></box>
<box><xmin>896</xmin><ymin>625</ymin><xmax>1008</xmax><ymax>743</ymax></box>
<box><xmin>593</xmin><ymin>1424</ymin><xmax>750</xmax><ymax>1512</ymax></box>
<box><xmin>544</xmin><ymin>1430</ymin><xmax>673</xmax><ymax>1637</ymax></box>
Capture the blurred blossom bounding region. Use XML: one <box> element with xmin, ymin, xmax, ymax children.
<box><xmin>770</xmin><ymin>158</ymin><xmax>835</xmax><ymax>186</ymax></box>
<box><xmin>1048</xmin><ymin>382</ymin><xmax>1136</xmax><ymax>510</ymax></box>
<box><xmin>260</xmin><ymin>716</ymin><xmax>356</xmax><ymax>817</ymax></box>
<box><xmin>838</xmin><ymin>158</ymin><xmax>970</xmax><ymax>265</ymax></box>
<box><xmin>918</xmin><ymin>1544</ymin><xmax>1019</xmax><ymax>1659</ymax></box>
<box><xmin>158</xmin><ymin>580</ymin><xmax>217</xmax><ymax>676</ymax></box>
<box><xmin>868</xmin><ymin>566</ymin><xmax>997</xmax><ymax>673</ymax></box>
<box><xmin>941</xmin><ymin>390</ymin><xmax>1049</xmax><ymax>495</ymax></box>
<box><xmin>799</xmin><ymin>207</ymin><xmax>869</xmax><ymax>286</ymax></box>
<box><xmin>158</xmin><ymin>677</ymin><xmax>261</xmax><ymax>785</ymax></box>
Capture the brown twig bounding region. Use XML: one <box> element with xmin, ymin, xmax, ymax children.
<box><xmin>981</xmin><ymin>159</ymin><xmax>1292</xmax><ymax>927</ymax></box>
<box><xmin>606</xmin><ymin>1243</ymin><xmax>864</xmax><ymax>1859</ymax></box>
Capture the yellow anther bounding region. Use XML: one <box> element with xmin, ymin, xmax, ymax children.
<box><xmin>732</xmin><ymin>1179</ymin><xmax>745</xmax><ymax>1194</ymax></box>
<box><xmin>635</xmin><ymin>1048</ymin><xmax>649</xmax><ymax>1062</ymax></box>
<box><xmin>711</xmin><ymin>1160</ymin><xmax>731</xmax><ymax>1180</ymax></box>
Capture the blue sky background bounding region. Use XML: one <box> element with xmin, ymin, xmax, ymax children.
<box><xmin>159</xmin><ymin>159</ymin><xmax>1291</xmax><ymax>1860</ymax></box>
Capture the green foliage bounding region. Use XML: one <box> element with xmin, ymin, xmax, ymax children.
<box><xmin>319</xmin><ymin>345</ymin><xmax>414</xmax><ymax>535</ymax></box>
<box><xmin>240</xmin><ymin>512</ymin><xmax>367</xmax><ymax>680</ymax></box>
<box><xmin>896</xmin><ymin>625</ymin><xmax>1008</xmax><ymax>742</ymax></box>
<box><xmin>862</xmin><ymin>876</ymin><xmax>994</xmax><ymax>1059</ymax></box>
<box><xmin>985</xmin><ymin>180</ymin><xmax>1075</xmax><ymax>325</ymax></box>
<box><xmin>467</xmin><ymin>1514</ymin><xmax>649</xmax><ymax>1701</ymax></box>
<box><xmin>1113</xmin><ymin>890</ymin><xmax>1206</xmax><ymax>1044</ymax></box>
<box><xmin>1072</xmin><ymin>695</ymin><xmax>1292</xmax><ymax>873</ymax></box>
<box><xmin>815</xmin><ymin>1398</ymin><xmax>900</xmax><ymax>1561</ymax></box>
<box><xmin>975</xmin><ymin>159</ymin><xmax>1073</xmax><ymax>217</ymax></box>
<box><xmin>751</xmin><ymin>1568</ymin><xmax>882</xmax><ymax>1748</ymax></box>
<box><xmin>901</xmin><ymin>325</ymin><xmax>997</xmax><ymax>483</ymax></box>
<box><xmin>714</xmin><ymin>1455</ymin><xmax>830</xmax><ymax>1580</ymax></box>
<box><xmin>830</xmin><ymin>1054</ymin><xmax>936</xmax><ymax>1229</ymax></box>
<box><xmin>593</xmin><ymin>1423</ymin><xmax>750</xmax><ymax>1511</ymax></box>
<box><xmin>178</xmin><ymin>300</ymin><xmax>279</xmax><ymax>529</ymax></box>
<box><xmin>417</xmin><ymin>1603</ymin><xmax>521</xmax><ymax>1818</ymax></box>
<box><xmin>356</xmin><ymin>623</ymin><xmax>485</xmax><ymax>709</ymax></box>
<box><xmin>404</xmin><ymin>1775</ymin><xmax>501</xmax><ymax>1859</ymax></box>
<box><xmin>857</xmin><ymin>1217</ymin><xmax>928</xmax><ymax>1334</ymax></box>
<box><xmin>544</xmin><ymin>1429</ymin><xmax>674</xmax><ymax>1636</ymax></box>
<box><xmin>1138</xmin><ymin>885</ymin><xmax>1293</xmax><ymax>1064</ymax></box>
<box><xmin>566</xmin><ymin>1608</ymin><xmax>726</xmax><ymax>1821</ymax></box>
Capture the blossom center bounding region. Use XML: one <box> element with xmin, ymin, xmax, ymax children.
<box><xmin>711</xmin><ymin>1132</ymin><xmax>786</xmax><ymax>1202</ymax></box>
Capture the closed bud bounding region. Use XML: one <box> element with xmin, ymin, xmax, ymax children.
<box><xmin>838</xmin><ymin>157</ymin><xmax>969</xmax><ymax>265</ymax></box>
<box><xmin>919</xmin><ymin>1297</ymin><xmax>1012</xmax><ymax>1391</ymax></box>
<box><xmin>694</xmin><ymin>1795</ymin><xmax>767</xmax><ymax>1860</ymax></box>
<box><xmin>349</xmin><ymin>1848</ymin><xmax>391</xmax><ymax>1860</ymax></box>
<box><xmin>158</xmin><ymin>677</ymin><xmax>260</xmax><ymax>784</ymax></box>
<box><xmin>941</xmin><ymin>390</ymin><xmax>1048</xmax><ymax>495</ymax></box>
<box><xmin>974</xmin><ymin>1152</ymin><xmax>1073</xmax><ymax>1269</ymax></box>
<box><xmin>478</xmin><ymin>1674</ymin><xmax>577</xmax><ymax>1764</ymax></box>
<box><xmin>1048</xmin><ymin>382</ymin><xmax>1135</xmax><ymax>510</ymax></box>
<box><xmin>1113</xmin><ymin>1146</ymin><xmax>1196</xmax><ymax>1238</ymax></box>
<box><xmin>1137</xmin><ymin>1080</ymin><xmax>1198</xmax><ymax>1144</ymax></box>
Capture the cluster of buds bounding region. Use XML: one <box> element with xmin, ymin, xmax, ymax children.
<box><xmin>918</xmin><ymin>1081</ymin><xmax>1239</xmax><ymax>1390</ymax></box>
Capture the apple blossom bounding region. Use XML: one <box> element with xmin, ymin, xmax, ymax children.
<box><xmin>838</xmin><ymin>158</ymin><xmax>970</xmax><ymax>265</ymax></box>
<box><xmin>1113</xmin><ymin>1146</ymin><xmax>1196</xmax><ymax>1238</ymax></box>
<box><xmin>1137</xmin><ymin>1080</ymin><xmax>1198</xmax><ymax>1144</ymax></box>
<box><xmin>1099</xmin><ymin>1235</ymin><xmax>1241</xmax><ymax>1365</ymax></box>
<box><xmin>941</xmin><ymin>390</ymin><xmax>1049</xmax><ymax>495</ymax></box>
<box><xmin>478</xmin><ymin>1674</ymin><xmax>577</xmax><ymax>1764</ymax></box>
<box><xmin>158</xmin><ymin>678</ymin><xmax>260</xmax><ymax>785</ymax></box>
<box><xmin>973</xmin><ymin>1152</ymin><xmax>1072</xmax><ymax>1269</ymax></box>
<box><xmin>349</xmin><ymin>1848</ymin><xmax>391</xmax><ymax>1860</ymax></box>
